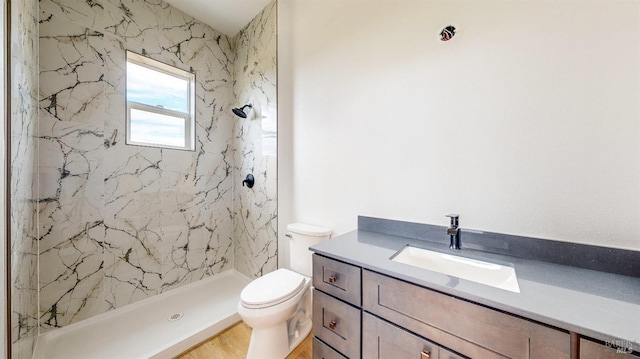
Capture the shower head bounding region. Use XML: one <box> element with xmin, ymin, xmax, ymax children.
<box><xmin>232</xmin><ymin>104</ymin><xmax>252</xmax><ymax>118</ymax></box>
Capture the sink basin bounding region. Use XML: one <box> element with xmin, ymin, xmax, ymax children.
<box><xmin>391</xmin><ymin>246</ymin><xmax>521</xmax><ymax>293</ymax></box>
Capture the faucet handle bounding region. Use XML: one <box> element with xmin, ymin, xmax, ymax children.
<box><xmin>445</xmin><ymin>214</ymin><xmax>459</xmax><ymax>227</ymax></box>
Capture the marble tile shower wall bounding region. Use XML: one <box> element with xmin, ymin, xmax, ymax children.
<box><xmin>11</xmin><ymin>0</ymin><xmax>39</xmax><ymax>356</ymax></box>
<box><xmin>37</xmin><ymin>0</ymin><xmax>238</xmax><ymax>331</ymax></box>
<box><xmin>233</xmin><ymin>1</ymin><xmax>278</xmax><ymax>278</ymax></box>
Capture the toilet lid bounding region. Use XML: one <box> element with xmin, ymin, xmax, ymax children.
<box><xmin>240</xmin><ymin>269</ymin><xmax>306</xmax><ymax>308</ymax></box>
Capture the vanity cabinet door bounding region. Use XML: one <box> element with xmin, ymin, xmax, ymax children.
<box><xmin>580</xmin><ymin>338</ymin><xmax>638</xmax><ymax>359</ymax></box>
<box><xmin>363</xmin><ymin>270</ymin><xmax>570</xmax><ymax>359</ymax></box>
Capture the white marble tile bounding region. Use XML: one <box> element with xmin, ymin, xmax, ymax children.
<box><xmin>103</xmin><ymin>216</ymin><xmax>163</xmax><ymax>308</ymax></box>
<box><xmin>160</xmin><ymin>214</ymin><xmax>209</xmax><ymax>292</ymax></box>
<box><xmin>103</xmin><ymin>0</ymin><xmax>173</xmax><ymax>41</ymax></box>
<box><xmin>39</xmin><ymin>19</ymin><xmax>106</xmax><ymax>126</ymax></box>
<box><xmin>10</xmin><ymin>158</ymin><xmax>38</xmax><ymax>253</ymax></box>
<box><xmin>11</xmin><ymin>239</ymin><xmax>38</xmax><ymax>348</ymax></box>
<box><xmin>37</xmin><ymin>113</ymin><xmax>105</xmax><ymax>226</ymax></box>
<box><xmin>38</xmin><ymin>221</ymin><xmax>105</xmax><ymax>332</ymax></box>
<box><xmin>28</xmin><ymin>0</ymin><xmax>277</xmax><ymax>335</ymax></box>
<box><xmin>11</xmin><ymin>0</ymin><xmax>40</xmax><ymax>357</ymax></box>
<box><xmin>40</xmin><ymin>0</ymin><xmax>104</xmax><ymax>32</ymax></box>
<box><xmin>232</xmin><ymin>0</ymin><xmax>278</xmax><ymax>279</ymax></box>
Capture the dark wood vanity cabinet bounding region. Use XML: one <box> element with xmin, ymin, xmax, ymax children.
<box><xmin>362</xmin><ymin>269</ymin><xmax>569</xmax><ymax>359</ymax></box>
<box><xmin>312</xmin><ymin>254</ymin><xmax>636</xmax><ymax>359</ymax></box>
<box><xmin>312</xmin><ymin>255</ymin><xmax>362</xmax><ymax>359</ymax></box>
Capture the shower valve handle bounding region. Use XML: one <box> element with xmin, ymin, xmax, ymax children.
<box><xmin>242</xmin><ymin>174</ymin><xmax>255</xmax><ymax>188</ymax></box>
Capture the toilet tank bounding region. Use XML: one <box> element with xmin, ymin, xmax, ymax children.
<box><xmin>288</xmin><ymin>223</ymin><xmax>332</xmax><ymax>277</ymax></box>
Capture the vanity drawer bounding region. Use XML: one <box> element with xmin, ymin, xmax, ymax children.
<box><xmin>363</xmin><ymin>310</ymin><xmax>501</xmax><ymax>359</ymax></box>
<box><xmin>363</xmin><ymin>312</ymin><xmax>441</xmax><ymax>359</ymax></box>
<box><xmin>313</xmin><ymin>289</ymin><xmax>361</xmax><ymax>359</ymax></box>
<box><xmin>363</xmin><ymin>270</ymin><xmax>570</xmax><ymax>359</ymax></box>
<box><xmin>313</xmin><ymin>254</ymin><xmax>362</xmax><ymax>306</ymax></box>
<box><xmin>313</xmin><ymin>337</ymin><xmax>348</xmax><ymax>359</ymax></box>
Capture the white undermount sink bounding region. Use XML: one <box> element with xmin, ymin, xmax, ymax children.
<box><xmin>391</xmin><ymin>246</ymin><xmax>521</xmax><ymax>293</ymax></box>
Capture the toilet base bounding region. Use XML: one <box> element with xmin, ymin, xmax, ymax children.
<box><xmin>247</xmin><ymin>322</ymin><xmax>285</xmax><ymax>359</ymax></box>
<box><xmin>246</xmin><ymin>317</ymin><xmax>312</xmax><ymax>359</ymax></box>
<box><xmin>289</xmin><ymin>318</ymin><xmax>312</xmax><ymax>352</ymax></box>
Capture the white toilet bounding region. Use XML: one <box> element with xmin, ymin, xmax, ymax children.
<box><xmin>238</xmin><ymin>223</ymin><xmax>332</xmax><ymax>359</ymax></box>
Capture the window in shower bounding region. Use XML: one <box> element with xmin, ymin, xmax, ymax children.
<box><xmin>125</xmin><ymin>51</ymin><xmax>196</xmax><ymax>151</ymax></box>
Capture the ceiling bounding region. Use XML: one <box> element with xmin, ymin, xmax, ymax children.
<box><xmin>164</xmin><ymin>0</ymin><xmax>272</xmax><ymax>37</ymax></box>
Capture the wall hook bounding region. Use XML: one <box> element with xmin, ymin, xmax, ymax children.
<box><xmin>242</xmin><ymin>174</ymin><xmax>255</xmax><ymax>188</ymax></box>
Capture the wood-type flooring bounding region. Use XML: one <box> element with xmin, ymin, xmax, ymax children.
<box><xmin>176</xmin><ymin>321</ymin><xmax>312</xmax><ymax>359</ymax></box>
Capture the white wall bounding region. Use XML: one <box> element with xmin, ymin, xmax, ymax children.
<box><xmin>279</xmin><ymin>0</ymin><xmax>640</xmax><ymax>254</ymax></box>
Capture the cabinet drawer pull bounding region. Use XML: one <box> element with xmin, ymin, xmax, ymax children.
<box><xmin>420</xmin><ymin>350</ymin><xmax>431</xmax><ymax>359</ymax></box>
<box><xmin>328</xmin><ymin>320</ymin><xmax>337</xmax><ymax>330</ymax></box>
<box><xmin>328</xmin><ymin>275</ymin><xmax>337</xmax><ymax>283</ymax></box>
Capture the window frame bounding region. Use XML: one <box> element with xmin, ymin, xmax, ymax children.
<box><xmin>125</xmin><ymin>51</ymin><xmax>196</xmax><ymax>151</ymax></box>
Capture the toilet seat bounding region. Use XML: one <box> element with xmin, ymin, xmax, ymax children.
<box><xmin>240</xmin><ymin>269</ymin><xmax>306</xmax><ymax>309</ymax></box>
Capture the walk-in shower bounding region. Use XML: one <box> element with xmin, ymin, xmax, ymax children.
<box><xmin>6</xmin><ymin>0</ymin><xmax>278</xmax><ymax>357</ymax></box>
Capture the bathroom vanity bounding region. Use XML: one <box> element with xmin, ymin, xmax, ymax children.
<box><xmin>310</xmin><ymin>217</ymin><xmax>640</xmax><ymax>359</ymax></box>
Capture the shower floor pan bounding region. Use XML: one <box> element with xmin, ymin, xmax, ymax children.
<box><xmin>33</xmin><ymin>270</ymin><xmax>251</xmax><ymax>359</ymax></box>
